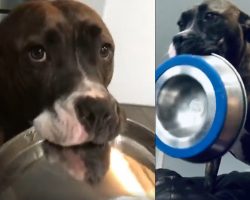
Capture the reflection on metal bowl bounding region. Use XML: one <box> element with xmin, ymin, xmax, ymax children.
<box><xmin>0</xmin><ymin>119</ymin><xmax>155</xmax><ymax>200</ymax></box>
<box><xmin>156</xmin><ymin>54</ymin><xmax>247</xmax><ymax>162</ymax></box>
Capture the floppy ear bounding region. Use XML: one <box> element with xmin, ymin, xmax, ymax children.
<box><xmin>239</xmin><ymin>11</ymin><xmax>250</xmax><ymax>42</ymax></box>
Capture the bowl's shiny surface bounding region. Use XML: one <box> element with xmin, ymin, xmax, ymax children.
<box><xmin>157</xmin><ymin>66</ymin><xmax>216</xmax><ymax>149</ymax></box>
<box><xmin>0</xmin><ymin>119</ymin><xmax>155</xmax><ymax>200</ymax></box>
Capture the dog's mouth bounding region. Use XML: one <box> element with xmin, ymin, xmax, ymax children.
<box><xmin>169</xmin><ymin>35</ymin><xmax>225</xmax><ymax>58</ymax></box>
<box><xmin>33</xmin><ymin>87</ymin><xmax>124</xmax><ymax>147</ymax></box>
<box><xmin>169</xmin><ymin>42</ymin><xmax>223</xmax><ymax>58</ymax></box>
<box><xmin>34</xmin><ymin>99</ymin><xmax>89</xmax><ymax>147</ymax></box>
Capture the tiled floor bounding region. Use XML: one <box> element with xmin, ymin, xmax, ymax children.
<box><xmin>121</xmin><ymin>104</ymin><xmax>155</xmax><ymax>132</ymax></box>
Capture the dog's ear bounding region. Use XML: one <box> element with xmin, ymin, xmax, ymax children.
<box><xmin>239</xmin><ymin>11</ymin><xmax>250</xmax><ymax>42</ymax></box>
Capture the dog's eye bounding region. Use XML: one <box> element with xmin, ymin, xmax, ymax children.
<box><xmin>100</xmin><ymin>43</ymin><xmax>112</xmax><ymax>59</ymax></box>
<box><xmin>203</xmin><ymin>12</ymin><xmax>219</xmax><ymax>22</ymax></box>
<box><xmin>29</xmin><ymin>46</ymin><xmax>47</xmax><ymax>62</ymax></box>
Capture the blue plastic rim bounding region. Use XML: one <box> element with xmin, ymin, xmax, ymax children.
<box><xmin>156</xmin><ymin>55</ymin><xmax>227</xmax><ymax>158</ymax></box>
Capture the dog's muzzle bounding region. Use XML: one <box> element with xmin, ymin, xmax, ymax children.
<box><xmin>173</xmin><ymin>33</ymin><xmax>206</xmax><ymax>55</ymax></box>
<box><xmin>34</xmin><ymin>81</ymin><xmax>124</xmax><ymax>146</ymax></box>
<box><xmin>172</xmin><ymin>31</ymin><xmax>224</xmax><ymax>56</ymax></box>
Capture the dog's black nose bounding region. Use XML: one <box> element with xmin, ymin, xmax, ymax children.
<box><xmin>173</xmin><ymin>34</ymin><xmax>184</xmax><ymax>46</ymax></box>
<box><xmin>74</xmin><ymin>96</ymin><xmax>117</xmax><ymax>131</ymax></box>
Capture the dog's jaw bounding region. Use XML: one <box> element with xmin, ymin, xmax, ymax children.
<box><xmin>34</xmin><ymin>98</ymin><xmax>89</xmax><ymax>147</ymax></box>
<box><xmin>33</xmin><ymin>79</ymin><xmax>120</xmax><ymax>147</ymax></box>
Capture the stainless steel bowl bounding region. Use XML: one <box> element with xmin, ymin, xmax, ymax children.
<box><xmin>0</xmin><ymin>119</ymin><xmax>155</xmax><ymax>200</ymax></box>
<box><xmin>156</xmin><ymin>54</ymin><xmax>247</xmax><ymax>162</ymax></box>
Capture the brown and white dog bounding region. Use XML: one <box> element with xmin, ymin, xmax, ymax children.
<box><xmin>0</xmin><ymin>0</ymin><xmax>125</xmax><ymax>146</ymax></box>
<box><xmin>169</xmin><ymin>0</ymin><xmax>250</xmax><ymax>163</ymax></box>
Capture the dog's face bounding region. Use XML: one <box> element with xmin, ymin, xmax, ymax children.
<box><xmin>0</xmin><ymin>0</ymin><xmax>125</xmax><ymax>146</ymax></box>
<box><xmin>171</xmin><ymin>0</ymin><xmax>250</xmax><ymax>67</ymax></box>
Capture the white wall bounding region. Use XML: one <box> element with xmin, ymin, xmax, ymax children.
<box><xmin>80</xmin><ymin>0</ymin><xmax>105</xmax><ymax>15</ymax></box>
<box><xmin>81</xmin><ymin>0</ymin><xmax>155</xmax><ymax>106</ymax></box>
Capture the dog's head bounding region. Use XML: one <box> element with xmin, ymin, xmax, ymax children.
<box><xmin>171</xmin><ymin>0</ymin><xmax>250</xmax><ymax>67</ymax></box>
<box><xmin>0</xmin><ymin>0</ymin><xmax>125</xmax><ymax>146</ymax></box>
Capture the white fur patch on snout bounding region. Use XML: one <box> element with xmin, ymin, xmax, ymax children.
<box><xmin>84</xmin><ymin>79</ymin><xmax>107</xmax><ymax>99</ymax></box>
<box><xmin>34</xmin><ymin>98</ymin><xmax>89</xmax><ymax>146</ymax></box>
<box><xmin>33</xmin><ymin>92</ymin><xmax>91</xmax><ymax>146</ymax></box>
<box><xmin>84</xmin><ymin>88</ymin><xmax>106</xmax><ymax>99</ymax></box>
<box><xmin>33</xmin><ymin>80</ymin><xmax>109</xmax><ymax>147</ymax></box>
<box><xmin>169</xmin><ymin>24</ymin><xmax>194</xmax><ymax>58</ymax></box>
<box><xmin>168</xmin><ymin>43</ymin><xmax>177</xmax><ymax>58</ymax></box>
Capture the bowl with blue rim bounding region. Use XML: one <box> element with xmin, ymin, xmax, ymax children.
<box><xmin>156</xmin><ymin>54</ymin><xmax>247</xmax><ymax>162</ymax></box>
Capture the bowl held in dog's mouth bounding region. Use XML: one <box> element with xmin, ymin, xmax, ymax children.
<box><xmin>0</xmin><ymin>119</ymin><xmax>155</xmax><ymax>200</ymax></box>
<box><xmin>156</xmin><ymin>54</ymin><xmax>247</xmax><ymax>163</ymax></box>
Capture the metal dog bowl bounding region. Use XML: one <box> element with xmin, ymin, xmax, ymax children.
<box><xmin>0</xmin><ymin>119</ymin><xmax>155</xmax><ymax>200</ymax></box>
<box><xmin>156</xmin><ymin>54</ymin><xmax>247</xmax><ymax>162</ymax></box>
